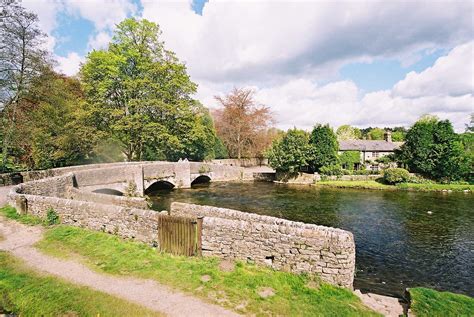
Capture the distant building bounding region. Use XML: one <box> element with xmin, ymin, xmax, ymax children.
<box><xmin>338</xmin><ymin>131</ymin><xmax>403</xmax><ymax>170</ymax></box>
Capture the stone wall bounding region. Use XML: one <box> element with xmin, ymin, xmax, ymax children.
<box><xmin>321</xmin><ymin>174</ymin><xmax>381</xmax><ymax>181</ymax></box>
<box><xmin>211</xmin><ymin>158</ymin><xmax>268</xmax><ymax>167</ymax></box>
<box><xmin>170</xmin><ymin>202</ymin><xmax>355</xmax><ymax>288</ymax></box>
<box><xmin>69</xmin><ymin>188</ymin><xmax>148</xmax><ymax>209</ymax></box>
<box><xmin>9</xmin><ymin>187</ymin><xmax>161</xmax><ymax>244</ymax></box>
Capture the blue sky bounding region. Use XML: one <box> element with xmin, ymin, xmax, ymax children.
<box><xmin>25</xmin><ymin>0</ymin><xmax>473</xmax><ymax>130</ymax></box>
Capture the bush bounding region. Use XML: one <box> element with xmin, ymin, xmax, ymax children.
<box><xmin>319</xmin><ymin>164</ymin><xmax>343</xmax><ymax>176</ymax></box>
<box><xmin>383</xmin><ymin>168</ymin><xmax>410</xmax><ymax>184</ymax></box>
<box><xmin>46</xmin><ymin>208</ymin><xmax>60</xmax><ymax>225</ymax></box>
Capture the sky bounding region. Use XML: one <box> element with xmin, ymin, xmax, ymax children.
<box><xmin>22</xmin><ymin>0</ymin><xmax>474</xmax><ymax>131</ymax></box>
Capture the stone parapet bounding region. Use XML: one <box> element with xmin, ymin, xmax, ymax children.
<box><xmin>170</xmin><ymin>202</ymin><xmax>355</xmax><ymax>288</ymax></box>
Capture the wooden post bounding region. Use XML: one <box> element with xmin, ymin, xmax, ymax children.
<box><xmin>196</xmin><ymin>216</ymin><xmax>203</xmax><ymax>256</ymax></box>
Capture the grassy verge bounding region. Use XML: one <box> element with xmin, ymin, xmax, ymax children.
<box><xmin>0</xmin><ymin>251</ymin><xmax>160</xmax><ymax>316</ymax></box>
<box><xmin>0</xmin><ymin>204</ymin><xmax>44</xmax><ymax>225</ymax></box>
<box><xmin>315</xmin><ymin>180</ymin><xmax>394</xmax><ymax>190</ymax></box>
<box><xmin>36</xmin><ymin>225</ymin><xmax>379</xmax><ymax>316</ymax></box>
<box><xmin>315</xmin><ymin>181</ymin><xmax>473</xmax><ymax>192</ymax></box>
<box><xmin>409</xmin><ymin>287</ymin><xmax>474</xmax><ymax>316</ymax></box>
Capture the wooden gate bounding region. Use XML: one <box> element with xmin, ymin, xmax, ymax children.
<box><xmin>158</xmin><ymin>215</ymin><xmax>202</xmax><ymax>256</ymax></box>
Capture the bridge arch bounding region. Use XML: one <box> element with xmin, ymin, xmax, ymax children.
<box><xmin>92</xmin><ymin>188</ymin><xmax>124</xmax><ymax>196</ymax></box>
<box><xmin>144</xmin><ymin>180</ymin><xmax>175</xmax><ymax>195</ymax></box>
<box><xmin>191</xmin><ymin>175</ymin><xmax>211</xmax><ymax>186</ymax></box>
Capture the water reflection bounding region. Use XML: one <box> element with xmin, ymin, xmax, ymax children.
<box><xmin>150</xmin><ymin>182</ymin><xmax>474</xmax><ymax>297</ymax></box>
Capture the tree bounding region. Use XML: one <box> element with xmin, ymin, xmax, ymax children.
<box><xmin>0</xmin><ymin>0</ymin><xmax>49</xmax><ymax>171</ymax></box>
<box><xmin>7</xmin><ymin>68</ymin><xmax>98</xmax><ymax>169</ymax></box>
<box><xmin>309</xmin><ymin>124</ymin><xmax>339</xmax><ymax>172</ymax></box>
<box><xmin>213</xmin><ymin>88</ymin><xmax>274</xmax><ymax>159</ymax></box>
<box><xmin>367</xmin><ymin>127</ymin><xmax>385</xmax><ymax>140</ymax></box>
<box><xmin>336</xmin><ymin>125</ymin><xmax>361</xmax><ymax>140</ymax></box>
<box><xmin>339</xmin><ymin>151</ymin><xmax>361</xmax><ymax>170</ymax></box>
<box><xmin>81</xmin><ymin>18</ymin><xmax>215</xmax><ymax>161</ymax></box>
<box><xmin>398</xmin><ymin>115</ymin><xmax>470</xmax><ymax>181</ymax></box>
<box><xmin>267</xmin><ymin>129</ymin><xmax>311</xmax><ymax>172</ymax></box>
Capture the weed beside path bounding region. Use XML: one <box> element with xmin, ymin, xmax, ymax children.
<box><xmin>37</xmin><ymin>225</ymin><xmax>379</xmax><ymax>317</ymax></box>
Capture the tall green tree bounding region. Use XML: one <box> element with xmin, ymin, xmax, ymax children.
<box><xmin>309</xmin><ymin>124</ymin><xmax>339</xmax><ymax>172</ymax></box>
<box><xmin>267</xmin><ymin>129</ymin><xmax>311</xmax><ymax>173</ymax></box>
<box><xmin>0</xmin><ymin>0</ymin><xmax>49</xmax><ymax>171</ymax></box>
<box><xmin>81</xmin><ymin>18</ymin><xmax>214</xmax><ymax>161</ymax></box>
<box><xmin>398</xmin><ymin>115</ymin><xmax>470</xmax><ymax>181</ymax></box>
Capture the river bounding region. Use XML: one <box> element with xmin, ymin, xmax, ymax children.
<box><xmin>149</xmin><ymin>181</ymin><xmax>474</xmax><ymax>297</ymax></box>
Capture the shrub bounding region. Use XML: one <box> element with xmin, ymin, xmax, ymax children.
<box><xmin>46</xmin><ymin>208</ymin><xmax>60</xmax><ymax>225</ymax></box>
<box><xmin>319</xmin><ymin>164</ymin><xmax>343</xmax><ymax>176</ymax></box>
<box><xmin>383</xmin><ymin>168</ymin><xmax>410</xmax><ymax>184</ymax></box>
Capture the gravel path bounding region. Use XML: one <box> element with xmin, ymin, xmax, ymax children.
<box><xmin>0</xmin><ymin>216</ymin><xmax>239</xmax><ymax>317</ymax></box>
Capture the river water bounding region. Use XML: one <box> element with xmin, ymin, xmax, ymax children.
<box><xmin>149</xmin><ymin>181</ymin><xmax>474</xmax><ymax>297</ymax></box>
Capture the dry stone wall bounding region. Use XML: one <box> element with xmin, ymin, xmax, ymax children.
<box><xmin>170</xmin><ymin>202</ymin><xmax>355</xmax><ymax>288</ymax></box>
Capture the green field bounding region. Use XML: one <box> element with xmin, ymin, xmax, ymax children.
<box><xmin>0</xmin><ymin>252</ymin><xmax>160</xmax><ymax>316</ymax></box>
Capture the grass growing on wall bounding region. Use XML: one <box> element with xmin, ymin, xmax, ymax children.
<box><xmin>408</xmin><ymin>287</ymin><xmax>474</xmax><ymax>316</ymax></box>
<box><xmin>0</xmin><ymin>252</ymin><xmax>161</xmax><ymax>316</ymax></box>
<box><xmin>36</xmin><ymin>225</ymin><xmax>379</xmax><ymax>317</ymax></box>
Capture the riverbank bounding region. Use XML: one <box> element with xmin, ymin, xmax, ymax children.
<box><xmin>314</xmin><ymin>180</ymin><xmax>473</xmax><ymax>192</ymax></box>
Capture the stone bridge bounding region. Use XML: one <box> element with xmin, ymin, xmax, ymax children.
<box><xmin>67</xmin><ymin>161</ymin><xmax>243</xmax><ymax>196</ymax></box>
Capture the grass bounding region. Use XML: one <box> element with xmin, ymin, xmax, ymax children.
<box><xmin>409</xmin><ymin>287</ymin><xmax>474</xmax><ymax>316</ymax></box>
<box><xmin>0</xmin><ymin>251</ymin><xmax>161</xmax><ymax>316</ymax></box>
<box><xmin>36</xmin><ymin>225</ymin><xmax>379</xmax><ymax>316</ymax></box>
<box><xmin>315</xmin><ymin>180</ymin><xmax>394</xmax><ymax>190</ymax></box>
<box><xmin>0</xmin><ymin>204</ymin><xmax>44</xmax><ymax>225</ymax></box>
<box><xmin>315</xmin><ymin>180</ymin><xmax>474</xmax><ymax>192</ymax></box>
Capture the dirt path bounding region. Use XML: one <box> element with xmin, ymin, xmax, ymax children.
<box><xmin>0</xmin><ymin>217</ymin><xmax>239</xmax><ymax>317</ymax></box>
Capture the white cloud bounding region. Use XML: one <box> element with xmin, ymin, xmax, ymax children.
<box><xmin>55</xmin><ymin>52</ymin><xmax>84</xmax><ymax>76</ymax></box>
<box><xmin>141</xmin><ymin>0</ymin><xmax>473</xmax><ymax>83</ymax></box>
<box><xmin>393</xmin><ymin>42</ymin><xmax>474</xmax><ymax>98</ymax></box>
<box><xmin>64</xmin><ymin>0</ymin><xmax>137</xmax><ymax>30</ymax></box>
<box><xmin>87</xmin><ymin>31</ymin><xmax>112</xmax><ymax>50</ymax></box>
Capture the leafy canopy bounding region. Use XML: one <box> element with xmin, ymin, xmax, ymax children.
<box><xmin>81</xmin><ymin>18</ymin><xmax>218</xmax><ymax>161</ymax></box>
<box><xmin>398</xmin><ymin>115</ymin><xmax>471</xmax><ymax>181</ymax></box>
<box><xmin>309</xmin><ymin>124</ymin><xmax>339</xmax><ymax>172</ymax></box>
<box><xmin>267</xmin><ymin>129</ymin><xmax>312</xmax><ymax>173</ymax></box>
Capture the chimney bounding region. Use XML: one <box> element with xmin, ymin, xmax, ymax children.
<box><xmin>384</xmin><ymin>131</ymin><xmax>392</xmax><ymax>142</ymax></box>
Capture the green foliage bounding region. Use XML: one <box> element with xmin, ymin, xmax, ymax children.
<box><xmin>391</xmin><ymin>131</ymin><xmax>405</xmax><ymax>141</ymax></box>
<box><xmin>46</xmin><ymin>208</ymin><xmax>60</xmax><ymax>225</ymax></box>
<box><xmin>367</xmin><ymin>128</ymin><xmax>385</xmax><ymax>140</ymax></box>
<box><xmin>37</xmin><ymin>225</ymin><xmax>378</xmax><ymax>316</ymax></box>
<box><xmin>336</xmin><ymin>125</ymin><xmax>362</xmax><ymax>140</ymax></box>
<box><xmin>339</xmin><ymin>151</ymin><xmax>360</xmax><ymax>170</ymax></box>
<box><xmin>0</xmin><ymin>252</ymin><xmax>159</xmax><ymax>316</ymax></box>
<box><xmin>309</xmin><ymin>124</ymin><xmax>339</xmax><ymax>172</ymax></box>
<box><xmin>81</xmin><ymin>18</ymin><xmax>217</xmax><ymax>161</ymax></box>
<box><xmin>398</xmin><ymin>116</ymin><xmax>471</xmax><ymax>181</ymax></box>
<box><xmin>383</xmin><ymin>168</ymin><xmax>410</xmax><ymax>184</ymax></box>
<box><xmin>375</xmin><ymin>154</ymin><xmax>394</xmax><ymax>164</ymax></box>
<box><xmin>319</xmin><ymin>164</ymin><xmax>343</xmax><ymax>176</ymax></box>
<box><xmin>409</xmin><ymin>287</ymin><xmax>474</xmax><ymax>317</ymax></box>
<box><xmin>267</xmin><ymin>129</ymin><xmax>312</xmax><ymax>172</ymax></box>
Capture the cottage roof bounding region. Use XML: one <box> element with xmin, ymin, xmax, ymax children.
<box><xmin>339</xmin><ymin>140</ymin><xmax>402</xmax><ymax>152</ymax></box>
